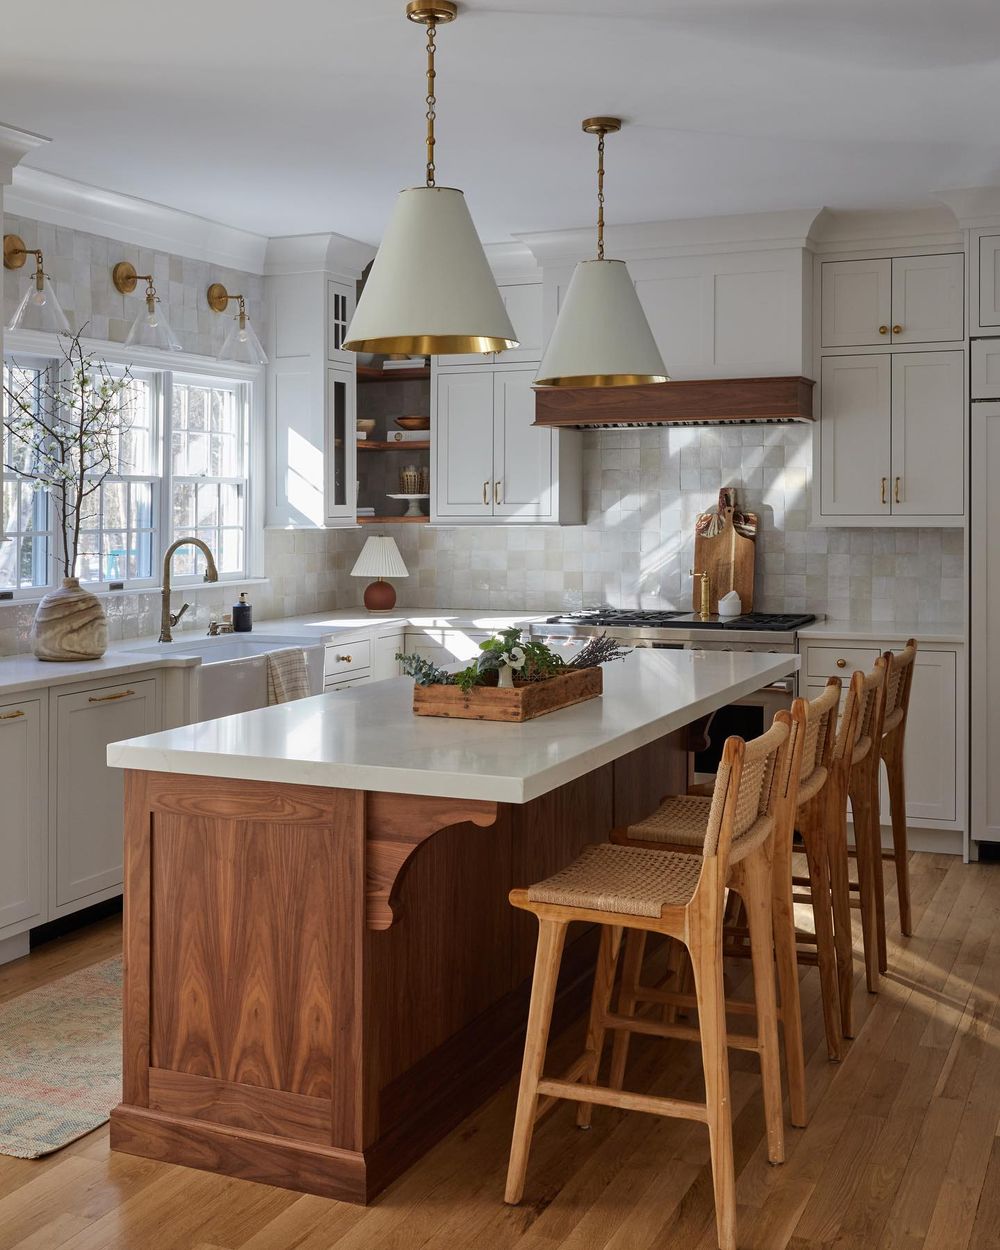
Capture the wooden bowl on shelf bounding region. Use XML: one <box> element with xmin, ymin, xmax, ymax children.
<box><xmin>395</xmin><ymin>415</ymin><xmax>430</xmax><ymax>431</ymax></box>
<box><xmin>357</xmin><ymin>418</ymin><xmax>377</xmax><ymax>436</ymax></box>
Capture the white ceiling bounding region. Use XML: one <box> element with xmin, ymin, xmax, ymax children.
<box><xmin>3</xmin><ymin>0</ymin><xmax>1000</xmax><ymax>245</ymax></box>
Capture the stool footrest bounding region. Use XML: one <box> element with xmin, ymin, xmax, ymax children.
<box><xmin>536</xmin><ymin>1077</ymin><xmax>709</xmax><ymax>1124</ymax></box>
<box><xmin>603</xmin><ymin>1009</ymin><xmax>762</xmax><ymax>1053</ymax></box>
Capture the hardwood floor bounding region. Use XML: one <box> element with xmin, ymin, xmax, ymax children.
<box><xmin>1</xmin><ymin>851</ymin><xmax>999</xmax><ymax>1250</ymax></box>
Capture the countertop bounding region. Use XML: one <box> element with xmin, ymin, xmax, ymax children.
<box><xmin>107</xmin><ymin>649</ymin><xmax>798</xmax><ymax>804</ymax></box>
<box><xmin>797</xmin><ymin>620</ymin><xmax>964</xmax><ymax>645</ymax></box>
<box><xmin>0</xmin><ymin>607</ymin><xmax>547</xmax><ymax>698</ymax></box>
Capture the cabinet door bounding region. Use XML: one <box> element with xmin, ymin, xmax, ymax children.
<box><xmin>820</xmin><ymin>355</ymin><xmax>891</xmax><ymax>517</ymax></box>
<box><xmin>973</xmin><ymin>405</ymin><xmax>1000</xmax><ymax>841</ymax></box>
<box><xmin>497</xmin><ymin>283</ymin><xmax>543</xmax><ymax>363</ymax></box>
<box><xmin>972</xmin><ymin>338</ymin><xmax>1000</xmax><ymax>400</ymax></box>
<box><xmin>821</xmin><ymin>259</ymin><xmax>891</xmax><ymax>348</ymax></box>
<box><xmin>433</xmin><ymin>369</ymin><xmax>495</xmax><ymax>518</ymax></box>
<box><xmin>493</xmin><ymin>368</ymin><xmax>554</xmax><ymax>520</ymax></box>
<box><xmin>890</xmin><ymin>351</ymin><xmax>964</xmax><ymax>517</ymax></box>
<box><xmin>979</xmin><ymin>235</ymin><xmax>1000</xmax><ymax>329</ymax></box>
<box><xmin>890</xmin><ymin>254</ymin><xmax>964</xmax><ymax>344</ymax></box>
<box><xmin>53</xmin><ymin>678</ymin><xmax>158</xmax><ymax>912</ymax></box>
<box><xmin>324</xmin><ymin>367</ymin><xmax>357</xmax><ymax>526</ymax></box>
<box><xmin>890</xmin><ymin>651</ymin><xmax>957</xmax><ymax>824</ymax></box>
<box><xmin>326</xmin><ymin>280</ymin><xmax>355</xmax><ymax>365</ymax></box>
<box><xmin>373</xmin><ymin>632</ymin><xmax>404</xmax><ymax>681</ymax></box>
<box><xmin>0</xmin><ymin>698</ymin><xmax>46</xmax><ymax>934</ymax></box>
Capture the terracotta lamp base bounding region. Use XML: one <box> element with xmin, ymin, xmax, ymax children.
<box><xmin>363</xmin><ymin>578</ymin><xmax>397</xmax><ymax>613</ymax></box>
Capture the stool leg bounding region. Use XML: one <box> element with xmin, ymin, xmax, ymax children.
<box><xmin>771</xmin><ymin>835</ymin><xmax>808</xmax><ymax>1123</ymax></box>
<box><xmin>688</xmin><ymin>923</ymin><xmax>737</xmax><ymax>1250</ymax></box>
<box><xmin>609</xmin><ymin>928</ymin><xmax>646</xmax><ymax>1091</ymax></box>
<box><xmin>885</xmin><ymin>741</ymin><xmax>912</xmax><ymax>937</ymax></box>
<box><xmin>802</xmin><ymin>822</ymin><xmax>844</xmax><ymax>1061</ymax></box>
<box><xmin>870</xmin><ymin>768</ymin><xmax>888</xmax><ymax>974</ymax></box>
<box><xmin>827</xmin><ymin>798</ymin><xmax>856</xmax><ymax>1040</ymax></box>
<box><xmin>737</xmin><ymin>853</ymin><xmax>785</xmax><ymax>1165</ymax></box>
<box><xmin>576</xmin><ymin>924</ymin><xmax>623</xmax><ymax>1128</ymax></box>
<box><xmin>505</xmin><ymin>918</ymin><xmax>568</xmax><ymax>1204</ymax></box>
<box><xmin>850</xmin><ymin>776</ymin><xmax>881</xmax><ymax>994</ymax></box>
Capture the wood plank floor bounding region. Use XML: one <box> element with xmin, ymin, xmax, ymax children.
<box><xmin>1</xmin><ymin>851</ymin><xmax>998</xmax><ymax>1250</ymax></box>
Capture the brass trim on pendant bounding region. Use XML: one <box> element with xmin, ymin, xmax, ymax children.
<box><xmin>405</xmin><ymin>0</ymin><xmax>458</xmax><ymax>24</ymax></box>
<box><xmin>342</xmin><ymin>334</ymin><xmax>517</xmax><ymax>355</ymax></box>
<box><xmin>533</xmin><ymin>372</ymin><xmax>671</xmax><ymax>389</ymax></box>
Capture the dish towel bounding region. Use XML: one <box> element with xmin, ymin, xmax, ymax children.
<box><xmin>266</xmin><ymin>647</ymin><xmax>311</xmax><ymax>705</ymax></box>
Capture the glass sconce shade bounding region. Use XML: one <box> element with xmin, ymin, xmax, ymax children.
<box><xmin>219</xmin><ymin>309</ymin><xmax>268</xmax><ymax>365</ymax></box>
<box><xmin>9</xmin><ymin>274</ymin><xmax>71</xmax><ymax>334</ymax></box>
<box><xmin>125</xmin><ymin>295</ymin><xmax>183</xmax><ymax>352</ymax></box>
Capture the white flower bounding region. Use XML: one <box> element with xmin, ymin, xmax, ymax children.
<box><xmin>501</xmin><ymin>646</ymin><xmax>526</xmax><ymax>671</ymax></box>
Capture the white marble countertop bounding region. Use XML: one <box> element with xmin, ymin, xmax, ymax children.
<box><xmin>0</xmin><ymin>607</ymin><xmax>548</xmax><ymax>698</ymax></box>
<box><xmin>107</xmin><ymin>649</ymin><xmax>798</xmax><ymax>804</ymax></box>
<box><xmin>797</xmin><ymin>620</ymin><xmax>964</xmax><ymax>645</ymax></box>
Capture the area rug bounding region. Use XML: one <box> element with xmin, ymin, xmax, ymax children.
<box><xmin>0</xmin><ymin>957</ymin><xmax>122</xmax><ymax>1158</ymax></box>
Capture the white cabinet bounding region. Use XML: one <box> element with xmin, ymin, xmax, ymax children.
<box><xmin>402</xmin><ymin>628</ymin><xmax>491</xmax><ymax>665</ymax></box>
<box><xmin>440</xmin><ymin>283</ymin><xmax>543</xmax><ymax>366</ymax></box>
<box><xmin>324</xmin><ymin>367</ymin><xmax>356</xmax><ymax>526</ymax></box>
<box><xmin>977</xmin><ymin>235</ymin><xmax>1000</xmax><ymax>330</ymax></box>
<box><xmin>821</xmin><ymin>254</ymin><xmax>964</xmax><ymax>347</ymax></box>
<box><xmin>972</xmin><ymin>338</ymin><xmax>1000</xmax><ymax>399</ymax></box>
<box><xmin>0</xmin><ymin>695</ymin><xmax>46</xmax><ymax>937</ymax></box>
<box><xmin>373</xmin><ymin>631</ymin><xmax>404</xmax><ymax>681</ymax></box>
<box><xmin>433</xmin><ymin>364</ymin><xmax>581</xmax><ymax>524</ymax></box>
<box><xmin>51</xmin><ymin>677</ymin><xmax>159</xmax><ymax>915</ymax></box>
<box><xmin>817</xmin><ymin>350</ymin><xmax>964</xmax><ymax>523</ymax></box>
<box><xmin>972</xmin><ymin>404</ymin><xmax>1000</xmax><ymax>846</ymax></box>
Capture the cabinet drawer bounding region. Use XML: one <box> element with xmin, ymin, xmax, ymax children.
<box><xmin>805</xmin><ymin>645</ymin><xmax>879</xmax><ymax>678</ymax></box>
<box><xmin>324</xmin><ymin>676</ymin><xmax>369</xmax><ymax>693</ymax></box>
<box><xmin>325</xmin><ymin>638</ymin><xmax>370</xmax><ymax>678</ymax></box>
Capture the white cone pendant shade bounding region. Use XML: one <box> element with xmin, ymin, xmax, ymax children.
<box><xmin>344</xmin><ymin>187</ymin><xmax>517</xmax><ymax>356</ymax></box>
<box><xmin>535</xmin><ymin>259</ymin><xmax>669</xmax><ymax>387</ymax></box>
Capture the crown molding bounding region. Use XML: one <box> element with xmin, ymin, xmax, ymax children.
<box><xmin>517</xmin><ymin>207</ymin><xmax>826</xmax><ymax>267</ymax></box>
<box><xmin>0</xmin><ymin>124</ymin><xmax>49</xmax><ymax>184</ymax></box>
<box><xmin>810</xmin><ymin>204</ymin><xmax>962</xmax><ymax>253</ymax></box>
<box><xmin>482</xmin><ymin>240</ymin><xmax>542</xmax><ymax>285</ymax></box>
<box><xmin>4</xmin><ymin>167</ymin><xmax>268</xmax><ymax>273</ymax></box>
<box><xmin>934</xmin><ymin>186</ymin><xmax>1000</xmax><ymax>231</ymax></box>
<box><xmin>264</xmin><ymin>232</ymin><xmax>376</xmax><ymax>279</ymax></box>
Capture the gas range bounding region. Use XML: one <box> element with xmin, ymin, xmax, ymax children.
<box><xmin>530</xmin><ymin>608</ymin><xmax>816</xmax><ymax>649</ymax></box>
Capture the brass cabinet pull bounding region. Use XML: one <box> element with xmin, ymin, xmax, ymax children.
<box><xmin>482</xmin><ymin>480</ymin><xmax>489</xmax><ymax>506</ymax></box>
<box><xmin>0</xmin><ymin>709</ymin><xmax>25</xmax><ymax>720</ymax></box>
<box><xmin>878</xmin><ymin>325</ymin><xmax>889</xmax><ymax>335</ymax></box>
<box><xmin>494</xmin><ymin>479</ymin><xmax>502</xmax><ymax>506</ymax></box>
<box><xmin>894</xmin><ymin>476</ymin><xmax>901</xmax><ymax>504</ymax></box>
<box><xmin>88</xmin><ymin>689</ymin><xmax>135</xmax><ymax>703</ymax></box>
<box><xmin>880</xmin><ymin>476</ymin><xmax>887</xmax><ymax>505</ymax></box>
<box><xmin>892</xmin><ymin>324</ymin><xmax>903</xmax><ymax>334</ymax></box>
<box><xmin>334</xmin><ymin>654</ymin><xmax>352</xmax><ymax>664</ymax></box>
<box><xmin>836</xmin><ymin>658</ymin><xmax>847</xmax><ymax>669</ymax></box>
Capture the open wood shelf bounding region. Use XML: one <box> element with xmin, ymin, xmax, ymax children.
<box><xmin>357</xmin><ymin>514</ymin><xmax>430</xmax><ymax>524</ymax></box>
<box><xmin>357</xmin><ymin>365</ymin><xmax>430</xmax><ymax>383</ymax></box>
<box><xmin>357</xmin><ymin>440</ymin><xmax>430</xmax><ymax>452</ymax></box>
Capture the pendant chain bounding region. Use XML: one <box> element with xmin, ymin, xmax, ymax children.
<box><xmin>596</xmin><ymin>130</ymin><xmax>606</xmax><ymax>260</ymax></box>
<box><xmin>425</xmin><ymin>20</ymin><xmax>437</xmax><ymax>187</ymax></box>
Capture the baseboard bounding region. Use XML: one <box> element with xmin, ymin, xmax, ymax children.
<box><xmin>0</xmin><ymin>931</ymin><xmax>30</xmax><ymax>966</ymax></box>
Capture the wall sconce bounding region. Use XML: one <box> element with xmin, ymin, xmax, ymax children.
<box><xmin>206</xmin><ymin>283</ymin><xmax>267</xmax><ymax>365</ymax></box>
<box><xmin>112</xmin><ymin>261</ymin><xmax>182</xmax><ymax>352</ymax></box>
<box><xmin>3</xmin><ymin>234</ymin><xmax>71</xmax><ymax>334</ymax></box>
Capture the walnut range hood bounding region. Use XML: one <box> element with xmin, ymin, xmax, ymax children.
<box><xmin>533</xmin><ymin>375</ymin><xmax>815</xmax><ymax>428</ymax></box>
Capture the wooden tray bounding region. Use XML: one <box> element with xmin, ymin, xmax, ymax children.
<box><xmin>413</xmin><ymin>666</ymin><xmax>603</xmax><ymax>722</ymax></box>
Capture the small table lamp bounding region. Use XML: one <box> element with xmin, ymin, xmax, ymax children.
<box><xmin>351</xmin><ymin>535</ymin><xmax>409</xmax><ymax>612</ymax></box>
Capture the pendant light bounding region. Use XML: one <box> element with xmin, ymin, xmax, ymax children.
<box><xmin>535</xmin><ymin>119</ymin><xmax>669</xmax><ymax>388</ymax></box>
<box><xmin>343</xmin><ymin>1</ymin><xmax>517</xmax><ymax>356</ymax></box>
<box><xmin>3</xmin><ymin>234</ymin><xmax>71</xmax><ymax>334</ymax></box>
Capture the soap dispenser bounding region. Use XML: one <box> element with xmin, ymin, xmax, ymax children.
<box><xmin>233</xmin><ymin>592</ymin><xmax>252</xmax><ymax>633</ymax></box>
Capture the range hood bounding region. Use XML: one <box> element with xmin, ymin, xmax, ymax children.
<box><xmin>533</xmin><ymin>375</ymin><xmax>814</xmax><ymax>428</ymax></box>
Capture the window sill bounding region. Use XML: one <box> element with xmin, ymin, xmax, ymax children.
<box><xmin>0</xmin><ymin>576</ymin><xmax>270</xmax><ymax>607</ymax></box>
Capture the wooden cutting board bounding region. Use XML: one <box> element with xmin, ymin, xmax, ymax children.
<box><xmin>693</xmin><ymin>489</ymin><xmax>757</xmax><ymax>613</ymax></box>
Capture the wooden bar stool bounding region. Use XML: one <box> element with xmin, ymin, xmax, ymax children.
<box><xmin>504</xmin><ymin>719</ymin><xmax>791</xmax><ymax>1250</ymax></box>
<box><xmin>879</xmin><ymin>640</ymin><xmax>918</xmax><ymax>943</ymax></box>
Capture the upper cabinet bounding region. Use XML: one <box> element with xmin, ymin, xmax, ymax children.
<box><xmin>976</xmin><ymin>234</ymin><xmax>1000</xmax><ymax>332</ymax></box>
<box><xmin>432</xmin><ymin>364</ymin><xmax>581</xmax><ymax>525</ymax></box>
<box><xmin>820</xmin><ymin>254</ymin><xmax>964</xmax><ymax>348</ymax></box>
<box><xmin>438</xmin><ymin>283</ymin><xmax>544</xmax><ymax>366</ymax></box>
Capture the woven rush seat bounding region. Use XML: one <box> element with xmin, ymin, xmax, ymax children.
<box><xmin>626</xmin><ymin>794</ymin><xmax>773</xmax><ymax>863</ymax></box>
<box><xmin>527</xmin><ymin>842</ymin><xmax>704</xmax><ymax>918</ymax></box>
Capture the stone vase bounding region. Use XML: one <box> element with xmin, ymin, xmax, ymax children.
<box><xmin>31</xmin><ymin>577</ymin><xmax>108</xmax><ymax>661</ymax></box>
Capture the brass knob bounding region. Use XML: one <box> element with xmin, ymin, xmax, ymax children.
<box><xmin>892</xmin><ymin>324</ymin><xmax>903</xmax><ymax>334</ymax></box>
<box><xmin>336</xmin><ymin>654</ymin><xmax>352</xmax><ymax>664</ymax></box>
<box><xmin>878</xmin><ymin>325</ymin><xmax>889</xmax><ymax>335</ymax></box>
<box><xmin>836</xmin><ymin>658</ymin><xmax>847</xmax><ymax>669</ymax></box>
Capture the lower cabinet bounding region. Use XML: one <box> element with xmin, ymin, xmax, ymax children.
<box><xmin>402</xmin><ymin>628</ymin><xmax>491</xmax><ymax>665</ymax></box>
<box><xmin>0</xmin><ymin>694</ymin><xmax>47</xmax><ymax>939</ymax></box>
<box><xmin>51</xmin><ymin>677</ymin><xmax>159</xmax><ymax>916</ymax></box>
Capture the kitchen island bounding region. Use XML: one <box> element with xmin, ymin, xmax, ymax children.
<box><xmin>107</xmin><ymin>648</ymin><xmax>797</xmax><ymax>1202</ymax></box>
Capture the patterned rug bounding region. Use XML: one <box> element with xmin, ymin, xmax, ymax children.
<box><xmin>0</xmin><ymin>957</ymin><xmax>122</xmax><ymax>1158</ymax></box>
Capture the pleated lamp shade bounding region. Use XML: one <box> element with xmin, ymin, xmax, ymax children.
<box><xmin>351</xmin><ymin>536</ymin><xmax>409</xmax><ymax>612</ymax></box>
<box><xmin>534</xmin><ymin>259</ymin><xmax>669</xmax><ymax>388</ymax></box>
<box><xmin>343</xmin><ymin>187</ymin><xmax>518</xmax><ymax>356</ymax></box>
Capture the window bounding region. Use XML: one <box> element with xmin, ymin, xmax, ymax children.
<box><xmin>169</xmin><ymin>378</ymin><xmax>248</xmax><ymax>579</ymax></box>
<box><xmin>1</xmin><ymin>363</ymin><xmax>53</xmax><ymax>591</ymax></box>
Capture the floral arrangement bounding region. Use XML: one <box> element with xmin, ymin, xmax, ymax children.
<box><xmin>2</xmin><ymin>332</ymin><xmax>134</xmax><ymax>580</ymax></box>
<box><xmin>397</xmin><ymin>627</ymin><xmax>631</xmax><ymax>694</ymax></box>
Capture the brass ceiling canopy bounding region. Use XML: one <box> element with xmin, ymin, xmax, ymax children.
<box><xmin>581</xmin><ymin>117</ymin><xmax>622</xmax><ymax>136</ymax></box>
<box><xmin>405</xmin><ymin>1</ymin><xmax>457</xmax><ymax>24</ymax></box>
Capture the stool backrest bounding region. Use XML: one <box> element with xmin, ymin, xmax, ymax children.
<box><xmin>704</xmin><ymin>715</ymin><xmax>791</xmax><ymax>869</ymax></box>
<box><xmin>882</xmin><ymin>639</ymin><xmax>917</xmax><ymax>737</ymax></box>
<box><xmin>794</xmin><ymin>679</ymin><xmax>841</xmax><ymax>802</ymax></box>
<box><xmin>835</xmin><ymin>657</ymin><xmax>887</xmax><ymax>770</ymax></box>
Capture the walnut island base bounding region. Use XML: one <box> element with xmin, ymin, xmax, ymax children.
<box><xmin>106</xmin><ymin>649</ymin><xmax>798</xmax><ymax>1202</ymax></box>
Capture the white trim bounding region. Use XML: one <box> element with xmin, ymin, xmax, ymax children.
<box><xmin>264</xmin><ymin>232</ymin><xmax>376</xmax><ymax>279</ymax></box>
<box><xmin>0</xmin><ymin>124</ymin><xmax>49</xmax><ymax>185</ymax></box>
<box><xmin>4</xmin><ymin>328</ymin><xmax>263</xmax><ymax>383</ymax></box>
<box><xmin>5</xmin><ymin>167</ymin><xmax>267</xmax><ymax>273</ymax></box>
